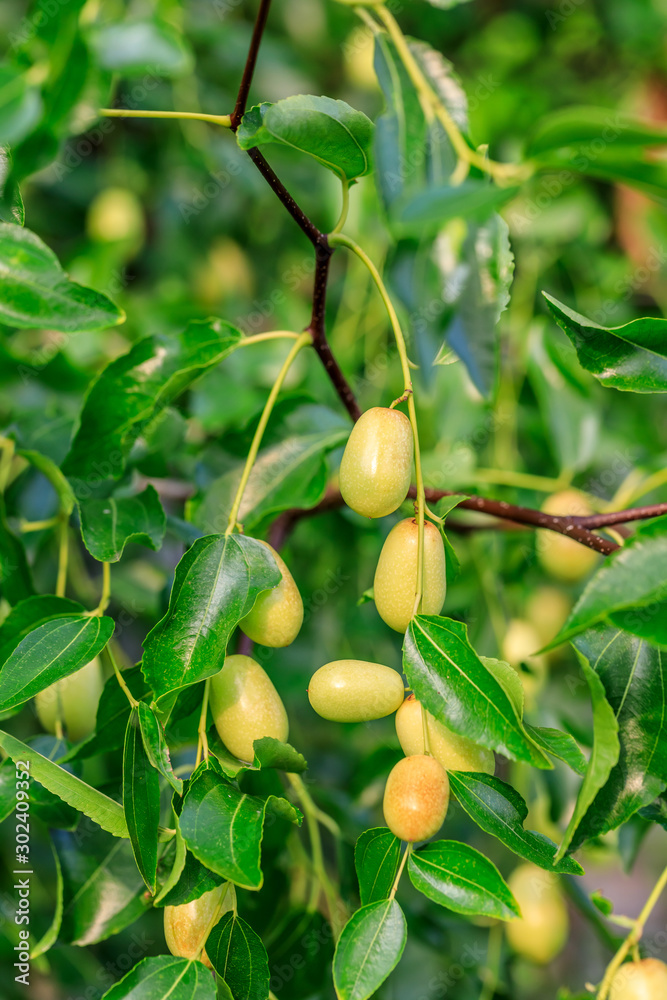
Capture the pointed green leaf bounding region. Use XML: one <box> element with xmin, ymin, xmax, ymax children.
<box><xmin>30</xmin><ymin>839</ymin><xmax>63</xmax><ymax>958</ymax></box>
<box><xmin>79</xmin><ymin>486</ymin><xmax>166</xmax><ymax>563</ymax></box>
<box><xmin>206</xmin><ymin>911</ymin><xmax>270</xmax><ymax>1000</ymax></box>
<box><xmin>354</xmin><ymin>828</ymin><xmax>401</xmax><ymax>906</ymax></box>
<box><xmin>394</xmin><ymin>181</ymin><xmax>518</xmax><ymax>236</ymax></box>
<box><xmin>404</xmin><ymin>616</ymin><xmax>551</xmax><ymax>767</ymax></box>
<box><xmin>156</xmin><ymin>846</ymin><xmax>225</xmax><ymax>908</ymax></box>
<box><xmin>524</xmin><ymin>726</ymin><xmax>587</xmax><ymax>776</ymax></box>
<box><xmin>0</xmin><ymin>595</ymin><xmax>82</xmax><ymax>664</ymax></box>
<box><xmin>252</xmin><ymin>737</ymin><xmax>307</xmax><ymax>773</ymax></box>
<box><xmin>528</xmin><ymin>106</ymin><xmax>667</xmax><ymax>156</ymax></box>
<box><xmin>408</xmin><ymin>840</ymin><xmax>519</xmax><ymax>919</ymax></box>
<box><xmin>123</xmin><ymin>708</ymin><xmax>161</xmax><ymax>892</ymax></box>
<box><xmin>137</xmin><ymin>701</ymin><xmax>183</xmax><ymax>794</ymax></box>
<box><xmin>447</xmin><ymin>771</ymin><xmax>583</xmax><ymax>874</ymax></box>
<box><xmin>333</xmin><ymin>899</ymin><xmax>407</xmax><ymax>1000</ymax></box>
<box><xmin>100</xmin><ymin>956</ymin><xmax>215</xmax><ymax>1000</ymax></box>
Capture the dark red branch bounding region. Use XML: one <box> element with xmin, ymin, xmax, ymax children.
<box><xmin>246</xmin><ymin>148</ymin><xmax>325</xmax><ymax>248</ymax></box>
<box><xmin>230</xmin><ymin>0</ymin><xmax>273</xmax><ymax>130</ymax></box>
<box><xmin>571</xmin><ymin>503</ymin><xmax>667</xmax><ymax>529</ymax></box>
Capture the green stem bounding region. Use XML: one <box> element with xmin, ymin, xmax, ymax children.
<box><xmin>225</xmin><ymin>332</ymin><xmax>311</xmax><ymax>535</ymax></box>
<box><xmin>55</xmin><ymin>518</ymin><xmax>69</xmax><ymax>598</ymax></box>
<box><xmin>99</xmin><ymin>108</ymin><xmax>232</xmax><ymax>127</ymax></box>
<box><xmin>195</xmin><ymin>677</ymin><xmax>211</xmax><ymax>768</ymax></box>
<box><xmin>93</xmin><ymin>562</ymin><xmax>111</xmax><ymax>616</ymax></box>
<box><xmin>389</xmin><ymin>843</ymin><xmax>412</xmax><ymax>899</ymax></box>
<box><xmin>329</xmin><ymin>232</ymin><xmax>426</xmax><ymax>614</ymax></box>
<box><xmin>479</xmin><ymin>923</ymin><xmax>503</xmax><ymax>1000</ymax></box>
<box><xmin>20</xmin><ymin>517</ymin><xmax>60</xmax><ymax>533</ymax></box>
<box><xmin>107</xmin><ymin>645</ymin><xmax>139</xmax><ymax>709</ymax></box>
<box><xmin>472</xmin><ymin>468</ymin><xmax>573</xmax><ymax>493</ymax></box>
<box><xmin>0</xmin><ymin>436</ymin><xmax>15</xmax><ymax>493</ymax></box>
<box><xmin>597</xmin><ymin>862</ymin><xmax>667</xmax><ymax>1000</ymax></box>
<box><xmin>238</xmin><ymin>330</ymin><xmax>301</xmax><ymax>347</ymax></box>
<box><xmin>331</xmin><ymin>180</ymin><xmax>350</xmax><ymax>235</ymax></box>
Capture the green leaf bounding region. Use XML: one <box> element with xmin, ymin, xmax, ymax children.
<box><xmin>333</xmin><ymin>899</ymin><xmax>407</xmax><ymax>1000</ymax></box>
<box><xmin>394</xmin><ymin>182</ymin><xmax>518</xmax><ymax>236</ymax></box>
<box><xmin>142</xmin><ymin>533</ymin><xmax>280</xmax><ymax>706</ymax></box>
<box><xmin>524</xmin><ymin>726</ymin><xmax>588</xmax><ymax>776</ymax></box>
<box><xmin>0</xmin><ymin>595</ymin><xmax>82</xmax><ymax>664</ymax></box>
<box><xmin>138</xmin><ymin>702</ymin><xmax>183</xmax><ymax>794</ymax></box>
<box><xmin>206</xmin><ymin>911</ymin><xmax>270</xmax><ymax>1000</ymax></box>
<box><xmin>544</xmin><ymin>292</ymin><xmax>667</xmax><ymax>393</ymax></box>
<box><xmin>527</xmin><ymin>106</ymin><xmax>667</xmax><ymax>156</ymax></box>
<box><xmin>404</xmin><ymin>616</ymin><xmax>551</xmax><ymax>768</ymax></box>
<box><xmin>54</xmin><ymin>816</ymin><xmax>149</xmax><ymax>946</ymax></box>
<box><xmin>564</xmin><ymin>627</ymin><xmax>667</xmax><ymax>851</ymax></box>
<box><xmin>87</xmin><ymin>19</ymin><xmax>194</xmax><ymax>77</ymax></box>
<box><xmin>156</xmin><ymin>846</ymin><xmax>225</xmax><ymax>908</ymax></box>
<box><xmin>154</xmin><ymin>819</ymin><xmax>188</xmax><ymax>905</ymax></box>
<box><xmin>0</xmin><ymin>222</ymin><xmax>124</xmax><ymax>332</ymax></box>
<box><xmin>0</xmin><ymin>66</ymin><xmax>42</xmax><ymax>146</ymax></box>
<box><xmin>179</xmin><ymin>768</ymin><xmax>300</xmax><ymax>890</ymax></box>
<box><xmin>408</xmin><ymin>840</ymin><xmax>519</xmax><ymax>919</ymax></box>
<box><xmin>0</xmin><ymin>729</ymin><xmax>128</xmax><ymax>838</ymax></box>
<box><xmin>79</xmin><ymin>486</ymin><xmax>166</xmax><ymax>562</ymax></box>
<box><xmin>548</xmin><ymin>526</ymin><xmax>667</xmax><ymax>646</ymax></box>
<box><xmin>62</xmin><ymin>319</ymin><xmax>242</xmax><ymax>495</ymax></box>
<box><xmin>538</xmin><ymin>150</ymin><xmax>667</xmax><ymax>201</ymax></box>
<box><xmin>31</xmin><ymin>839</ymin><xmax>64</xmax><ymax>958</ymax></box>
<box><xmin>100</xmin><ymin>956</ymin><xmax>215</xmax><ymax>1000</ymax></box>
<box><xmin>0</xmin><ymin>613</ymin><xmax>114</xmax><ymax>712</ymax></box>
<box><xmin>0</xmin><ymin>147</ymin><xmax>24</xmax><ymax>225</ymax></box>
<box><xmin>555</xmin><ymin>652</ymin><xmax>620</xmax><ymax>860</ymax></box>
<box><xmin>26</xmin><ymin>734</ymin><xmax>79</xmax><ymax>829</ymax></box>
<box><xmin>447</xmin><ymin>771</ymin><xmax>583</xmax><ymax>874</ymax></box>
<box><xmin>123</xmin><ymin>708</ymin><xmax>161</xmax><ymax>893</ymax></box>
<box><xmin>237</xmin><ymin>96</ymin><xmax>374</xmax><ymax>182</ymax></box>
<box><xmin>252</xmin><ymin>737</ymin><xmax>307</xmax><ymax>773</ymax></box>
<box><xmin>62</xmin><ymin>665</ymin><xmax>150</xmax><ymax>762</ymax></box>
<box><xmin>355</xmin><ymin>828</ymin><xmax>401</xmax><ymax>906</ymax></box>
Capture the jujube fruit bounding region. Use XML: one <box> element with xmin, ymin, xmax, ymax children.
<box><xmin>383</xmin><ymin>754</ymin><xmax>449</xmax><ymax>842</ymax></box>
<box><xmin>209</xmin><ymin>654</ymin><xmax>288</xmax><ymax>762</ymax></box>
<box><xmin>240</xmin><ymin>541</ymin><xmax>303</xmax><ymax>647</ymax></box>
<box><xmin>525</xmin><ymin>585</ymin><xmax>571</xmax><ymax>647</ymax></box>
<box><xmin>35</xmin><ymin>656</ymin><xmax>104</xmax><ymax>742</ymax></box>
<box><xmin>86</xmin><ymin>187</ymin><xmax>145</xmax><ymax>244</ymax></box>
<box><xmin>505</xmin><ymin>863</ymin><xmax>568</xmax><ymax>964</ymax></box>
<box><xmin>609</xmin><ymin>957</ymin><xmax>667</xmax><ymax>1000</ymax></box>
<box><xmin>163</xmin><ymin>883</ymin><xmax>230</xmax><ymax>967</ymax></box>
<box><xmin>339</xmin><ymin>406</ymin><xmax>413</xmax><ymax>518</ymax></box>
<box><xmin>374</xmin><ymin>518</ymin><xmax>446</xmax><ymax>633</ymax></box>
<box><xmin>308</xmin><ymin>659</ymin><xmax>405</xmax><ymax>722</ymax></box>
<box><xmin>537</xmin><ymin>489</ymin><xmax>599</xmax><ymax>583</ymax></box>
<box><xmin>395</xmin><ymin>695</ymin><xmax>494</xmax><ymax>774</ymax></box>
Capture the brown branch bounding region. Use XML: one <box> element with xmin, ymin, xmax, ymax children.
<box><xmin>230</xmin><ymin>0</ymin><xmax>273</xmax><ymax>130</ymax></box>
<box><xmin>572</xmin><ymin>503</ymin><xmax>667</xmax><ymax>529</ymax></box>
<box><xmin>245</xmin><ymin>148</ymin><xmax>326</xmax><ymax>248</ymax></box>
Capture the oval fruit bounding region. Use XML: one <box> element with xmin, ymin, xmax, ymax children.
<box><xmin>210</xmin><ymin>655</ymin><xmax>288</xmax><ymax>762</ymax></box>
<box><xmin>610</xmin><ymin>958</ymin><xmax>667</xmax><ymax>1000</ymax></box>
<box><xmin>339</xmin><ymin>407</ymin><xmax>413</xmax><ymax>518</ymax></box>
<box><xmin>481</xmin><ymin>656</ymin><xmax>524</xmax><ymax>718</ymax></box>
<box><xmin>505</xmin><ymin>863</ymin><xmax>568</xmax><ymax>964</ymax></box>
<box><xmin>308</xmin><ymin>659</ymin><xmax>405</xmax><ymax>722</ymax></box>
<box><xmin>374</xmin><ymin>518</ymin><xmax>446</xmax><ymax>633</ymax></box>
<box><xmin>86</xmin><ymin>187</ymin><xmax>144</xmax><ymax>244</ymax></box>
<box><xmin>537</xmin><ymin>489</ymin><xmax>600</xmax><ymax>583</ymax></box>
<box><xmin>383</xmin><ymin>754</ymin><xmax>449</xmax><ymax>842</ymax></box>
<box><xmin>164</xmin><ymin>883</ymin><xmax>230</xmax><ymax>967</ymax></box>
<box><xmin>240</xmin><ymin>542</ymin><xmax>303</xmax><ymax>647</ymax></box>
<box><xmin>525</xmin><ymin>586</ymin><xmax>571</xmax><ymax>647</ymax></box>
<box><xmin>395</xmin><ymin>695</ymin><xmax>495</xmax><ymax>774</ymax></box>
<box><xmin>35</xmin><ymin>656</ymin><xmax>104</xmax><ymax>742</ymax></box>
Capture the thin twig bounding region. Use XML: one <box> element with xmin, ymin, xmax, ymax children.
<box><xmin>230</xmin><ymin>0</ymin><xmax>274</xmax><ymax>130</ymax></box>
<box><xmin>246</xmin><ymin>148</ymin><xmax>325</xmax><ymax>247</ymax></box>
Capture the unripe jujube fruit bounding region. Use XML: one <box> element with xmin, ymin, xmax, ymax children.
<box><xmin>35</xmin><ymin>656</ymin><xmax>104</xmax><ymax>742</ymax></box>
<box><xmin>240</xmin><ymin>542</ymin><xmax>303</xmax><ymax>647</ymax></box>
<box><xmin>209</xmin><ymin>654</ymin><xmax>288</xmax><ymax>762</ymax></box>
<box><xmin>537</xmin><ymin>489</ymin><xmax>599</xmax><ymax>583</ymax></box>
<box><xmin>86</xmin><ymin>187</ymin><xmax>144</xmax><ymax>244</ymax></box>
<box><xmin>481</xmin><ymin>656</ymin><xmax>524</xmax><ymax>718</ymax></box>
<box><xmin>505</xmin><ymin>863</ymin><xmax>568</xmax><ymax>964</ymax></box>
<box><xmin>164</xmin><ymin>883</ymin><xmax>230</xmax><ymax>967</ymax></box>
<box><xmin>609</xmin><ymin>958</ymin><xmax>667</xmax><ymax>1000</ymax></box>
<box><xmin>383</xmin><ymin>754</ymin><xmax>449</xmax><ymax>842</ymax></box>
<box><xmin>525</xmin><ymin>585</ymin><xmax>571</xmax><ymax>647</ymax></box>
<box><xmin>395</xmin><ymin>695</ymin><xmax>495</xmax><ymax>774</ymax></box>
<box><xmin>339</xmin><ymin>407</ymin><xmax>413</xmax><ymax>518</ymax></box>
<box><xmin>374</xmin><ymin>519</ymin><xmax>446</xmax><ymax>633</ymax></box>
<box><xmin>308</xmin><ymin>660</ymin><xmax>405</xmax><ymax>722</ymax></box>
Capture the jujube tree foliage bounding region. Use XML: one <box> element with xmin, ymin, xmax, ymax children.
<box><xmin>1</xmin><ymin>1</ymin><xmax>667</xmax><ymax>999</ymax></box>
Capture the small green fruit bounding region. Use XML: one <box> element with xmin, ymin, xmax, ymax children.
<box><xmin>164</xmin><ymin>883</ymin><xmax>231</xmax><ymax>967</ymax></box>
<box><xmin>339</xmin><ymin>407</ymin><xmax>413</xmax><ymax>518</ymax></box>
<box><xmin>210</xmin><ymin>654</ymin><xmax>288</xmax><ymax>762</ymax></box>
<box><xmin>537</xmin><ymin>489</ymin><xmax>599</xmax><ymax>583</ymax></box>
<box><xmin>524</xmin><ymin>585</ymin><xmax>571</xmax><ymax>647</ymax></box>
<box><xmin>86</xmin><ymin>187</ymin><xmax>145</xmax><ymax>244</ymax></box>
<box><xmin>374</xmin><ymin>518</ymin><xmax>445</xmax><ymax>633</ymax></box>
<box><xmin>240</xmin><ymin>542</ymin><xmax>303</xmax><ymax>647</ymax></box>
<box><xmin>505</xmin><ymin>863</ymin><xmax>568</xmax><ymax>964</ymax></box>
<box><xmin>35</xmin><ymin>656</ymin><xmax>104</xmax><ymax>742</ymax></box>
<box><xmin>395</xmin><ymin>695</ymin><xmax>495</xmax><ymax>773</ymax></box>
<box><xmin>383</xmin><ymin>754</ymin><xmax>449</xmax><ymax>843</ymax></box>
<box><xmin>609</xmin><ymin>958</ymin><xmax>667</xmax><ymax>1000</ymax></box>
<box><xmin>308</xmin><ymin>659</ymin><xmax>405</xmax><ymax>722</ymax></box>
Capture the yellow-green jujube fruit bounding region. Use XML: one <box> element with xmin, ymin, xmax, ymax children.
<box><xmin>537</xmin><ymin>489</ymin><xmax>600</xmax><ymax>583</ymax></box>
<box><xmin>505</xmin><ymin>863</ymin><xmax>568</xmax><ymax>964</ymax></box>
<box><xmin>525</xmin><ymin>585</ymin><xmax>571</xmax><ymax>647</ymax></box>
<box><xmin>383</xmin><ymin>754</ymin><xmax>449</xmax><ymax>842</ymax></box>
<box><xmin>374</xmin><ymin>518</ymin><xmax>446</xmax><ymax>633</ymax></box>
<box><xmin>480</xmin><ymin>656</ymin><xmax>524</xmax><ymax>719</ymax></box>
<box><xmin>239</xmin><ymin>542</ymin><xmax>303</xmax><ymax>647</ymax></box>
<box><xmin>395</xmin><ymin>695</ymin><xmax>495</xmax><ymax>774</ymax></box>
<box><xmin>609</xmin><ymin>958</ymin><xmax>667</xmax><ymax>1000</ymax></box>
<box><xmin>35</xmin><ymin>656</ymin><xmax>104</xmax><ymax>742</ymax></box>
<box><xmin>86</xmin><ymin>187</ymin><xmax>145</xmax><ymax>244</ymax></box>
<box><xmin>308</xmin><ymin>660</ymin><xmax>405</xmax><ymax>722</ymax></box>
<box><xmin>339</xmin><ymin>407</ymin><xmax>413</xmax><ymax>518</ymax></box>
<box><xmin>209</xmin><ymin>654</ymin><xmax>288</xmax><ymax>762</ymax></box>
<box><xmin>164</xmin><ymin>883</ymin><xmax>231</xmax><ymax>968</ymax></box>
